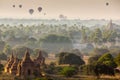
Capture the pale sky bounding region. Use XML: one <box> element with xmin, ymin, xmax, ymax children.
<box><xmin>0</xmin><ymin>0</ymin><xmax>120</xmax><ymax>19</ymax></box>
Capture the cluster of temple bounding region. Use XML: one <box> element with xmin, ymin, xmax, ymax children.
<box><xmin>4</xmin><ymin>50</ymin><xmax>45</xmax><ymax>77</ymax></box>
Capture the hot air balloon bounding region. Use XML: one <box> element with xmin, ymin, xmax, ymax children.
<box><xmin>106</xmin><ymin>2</ymin><xmax>109</xmax><ymax>6</ymax></box>
<box><xmin>59</xmin><ymin>14</ymin><xmax>64</xmax><ymax>19</ymax></box>
<box><xmin>59</xmin><ymin>14</ymin><xmax>67</xmax><ymax>19</ymax></box>
<box><xmin>19</xmin><ymin>5</ymin><xmax>22</xmax><ymax>8</ymax></box>
<box><xmin>38</xmin><ymin>7</ymin><xmax>42</xmax><ymax>12</ymax></box>
<box><xmin>44</xmin><ymin>13</ymin><xmax>46</xmax><ymax>15</ymax></box>
<box><xmin>13</xmin><ymin>5</ymin><xmax>15</xmax><ymax>8</ymax></box>
<box><xmin>29</xmin><ymin>9</ymin><xmax>34</xmax><ymax>15</ymax></box>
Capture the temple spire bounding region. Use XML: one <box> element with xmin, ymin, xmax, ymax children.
<box><xmin>25</xmin><ymin>49</ymin><xmax>30</xmax><ymax>57</ymax></box>
<box><xmin>106</xmin><ymin>19</ymin><xmax>113</xmax><ymax>30</ymax></box>
<box><xmin>38</xmin><ymin>50</ymin><xmax>42</xmax><ymax>58</ymax></box>
<box><xmin>11</xmin><ymin>52</ymin><xmax>14</xmax><ymax>58</ymax></box>
<box><xmin>11</xmin><ymin>52</ymin><xmax>14</xmax><ymax>59</ymax></box>
<box><xmin>23</xmin><ymin>49</ymin><xmax>31</xmax><ymax>61</ymax></box>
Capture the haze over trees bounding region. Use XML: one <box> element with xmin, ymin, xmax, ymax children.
<box><xmin>0</xmin><ymin>19</ymin><xmax>120</xmax><ymax>80</ymax></box>
<box><xmin>0</xmin><ymin>19</ymin><xmax>119</xmax><ymax>60</ymax></box>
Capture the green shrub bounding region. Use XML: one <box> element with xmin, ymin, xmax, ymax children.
<box><xmin>97</xmin><ymin>53</ymin><xmax>117</xmax><ymax>68</ymax></box>
<box><xmin>60</xmin><ymin>66</ymin><xmax>77</xmax><ymax>77</ymax></box>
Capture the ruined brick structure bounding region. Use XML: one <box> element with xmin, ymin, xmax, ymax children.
<box><xmin>4</xmin><ymin>50</ymin><xmax>45</xmax><ymax>77</ymax></box>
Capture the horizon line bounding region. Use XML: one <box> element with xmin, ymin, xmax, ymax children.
<box><xmin>0</xmin><ymin>18</ymin><xmax>120</xmax><ymax>21</ymax></box>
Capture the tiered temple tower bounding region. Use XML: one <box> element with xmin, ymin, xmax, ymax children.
<box><xmin>4</xmin><ymin>50</ymin><xmax>45</xmax><ymax>77</ymax></box>
<box><xmin>4</xmin><ymin>53</ymin><xmax>14</xmax><ymax>73</ymax></box>
<box><xmin>10</xmin><ymin>57</ymin><xmax>19</xmax><ymax>75</ymax></box>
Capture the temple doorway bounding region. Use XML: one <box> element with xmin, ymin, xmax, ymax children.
<box><xmin>27</xmin><ymin>69</ymin><xmax>31</xmax><ymax>75</ymax></box>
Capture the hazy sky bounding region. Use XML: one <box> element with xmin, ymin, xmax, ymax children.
<box><xmin>0</xmin><ymin>0</ymin><xmax>120</xmax><ymax>19</ymax></box>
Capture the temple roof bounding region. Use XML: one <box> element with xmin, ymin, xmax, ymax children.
<box><xmin>5</xmin><ymin>53</ymin><xmax>14</xmax><ymax>68</ymax></box>
<box><xmin>21</xmin><ymin>50</ymin><xmax>34</xmax><ymax>66</ymax></box>
<box><xmin>10</xmin><ymin>57</ymin><xmax>19</xmax><ymax>70</ymax></box>
<box><xmin>38</xmin><ymin>50</ymin><xmax>43</xmax><ymax>58</ymax></box>
<box><xmin>36</xmin><ymin>50</ymin><xmax>44</xmax><ymax>60</ymax></box>
<box><xmin>24</xmin><ymin>50</ymin><xmax>30</xmax><ymax>58</ymax></box>
<box><xmin>9</xmin><ymin>53</ymin><xmax>14</xmax><ymax>60</ymax></box>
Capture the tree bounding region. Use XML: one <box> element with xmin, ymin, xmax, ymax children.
<box><xmin>102</xmin><ymin>30</ymin><xmax>109</xmax><ymax>43</ymax></box>
<box><xmin>115</xmin><ymin>53</ymin><xmax>120</xmax><ymax>66</ymax></box>
<box><xmin>71</xmin><ymin>49</ymin><xmax>83</xmax><ymax>57</ymax></box>
<box><xmin>60</xmin><ymin>66</ymin><xmax>77</xmax><ymax>77</ymax></box>
<box><xmin>107</xmin><ymin>31</ymin><xmax>117</xmax><ymax>43</ymax></box>
<box><xmin>97</xmin><ymin>53</ymin><xmax>117</xmax><ymax>68</ymax></box>
<box><xmin>80</xmin><ymin>64</ymin><xmax>95</xmax><ymax>75</ymax></box>
<box><xmin>58</xmin><ymin>52</ymin><xmax>67</xmax><ymax>64</ymax></box>
<box><xmin>94</xmin><ymin>64</ymin><xmax>115</xmax><ymax>78</ymax></box>
<box><xmin>91</xmin><ymin>48</ymin><xmax>109</xmax><ymax>56</ymax></box>
<box><xmin>81</xmin><ymin>26</ymin><xmax>88</xmax><ymax>43</ymax></box>
<box><xmin>0</xmin><ymin>64</ymin><xmax>4</xmax><ymax>74</ymax></box>
<box><xmin>33</xmin><ymin>49</ymin><xmax>48</xmax><ymax>58</ymax></box>
<box><xmin>86</xmin><ymin>43</ymin><xmax>94</xmax><ymax>50</ymax></box>
<box><xmin>0</xmin><ymin>40</ymin><xmax>6</xmax><ymax>51</ymax></box>
<box><xmin>109</xmin><ymin>46</ymin><xmax>120</xmax><ymax>57</ymax></box>
<box><xmin>64</xmin><ymin>53</ymin><xmax>85</xmax><ymax>65</ymax></box>
<box><xmin>0</xmin><ymin>52</ymin><xmax>7</xmax><ymax>60</ymax></box>
<box><xmin>82</xmin><ymin>43</ymin><xmax>94</xmax><ymax>53</ymax></box>
<box><xmin>39</xmin><ymin>34</ymin><xmax>73</xmax><ymax>53</ymax></box>
<box><xmin>58</xmin><ymin>52</ymin><xmax>85</xmax><ymax>65</ymax></box>
<box><xmin>3</xmin><ymin>44</ymin><xmax>12</xmax><ymax>55</ymax></box>
<box><xmin>92</xmin><ymin>28</ymin><xmax>102</xmax><ymax>45</ymax></box>
<box><xmin>88</xmin><ymin>55</ymin><xmax>101</xmax><ymax>64</ymax></box>
<box><xmin>45</xmin><ymin>62</ymin><xmax>56</xmax><ymax>74</ymax></box>
<box><xmin>25</xmin><ymin>37</ymin><xmax>38</xmax><ymax>49</ymax></box>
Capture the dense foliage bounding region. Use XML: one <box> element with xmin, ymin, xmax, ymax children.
<box><xmin>94</xmin><ymin>64</ymin><xmax>115</xmax><ymax>78</ymax></box>
<box><xmin>58</xmin><ymin>52</ymin><xmax>85</xmax><ymax>65</ymax></box>
<box><xmin>0</xmin><ymin>64</ymin><xmax>4</xmax><ymax>74</ymax></box>
<box><xmin>97</xmin><ymin>53</ymin><xmax>117</xmax><ymax>68</ymax></box>
<box><xmin>88</xmin><ymin>55</ymin><xmax>101</xmax><ymax>64</ymax></box>
<box><xmin>60</xmin><ymin>66</ymin><xmax>77</xmax><ymax>77</ymax></box>
<box><xmin>40</xmin><ymin>34</ymin><xmax>73</xmax><ymax>53</ymax></box>
<box><xmin>80</xmin><ymin>64</ymin><xmax>95</xmax><ymax>75</ymax></box>
<box><xmin>0</xmin><ymin>52</ymin><xmax>7</xmax><ymax>60</ymax></box>
<box><xmin>33</xmin><ymin>49</ymin><xmax>48</xmax><ymax>58</ymax></box>
<box><xmin>115</xmin><ymin>53</ymin><xmax>120</xmax><ymax>66</ymax></box>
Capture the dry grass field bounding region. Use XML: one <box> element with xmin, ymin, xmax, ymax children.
<box><xmin>0</xmin><ymin>72</ymin><xmax>120</xmax><ymax>80</ymax></box>
<box><xmin>45</xmin><ymin>74</ymin><xmax>120</xmax><ymax>80</ymax></box>
<box><xmin>0</xmin><ymin>73</ymin><xmax>15</xmax><ymax>80</ymax></box>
